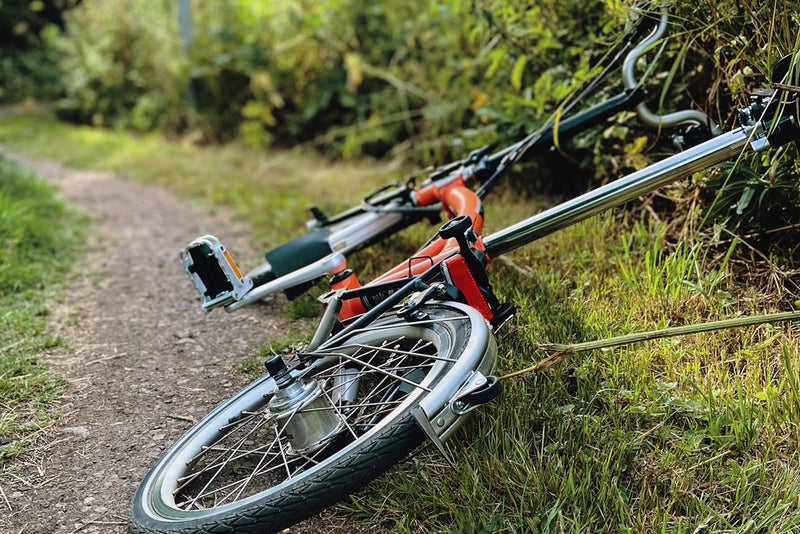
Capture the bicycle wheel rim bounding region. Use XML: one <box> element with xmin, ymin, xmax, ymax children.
<box><xmin>132</xmin><ymin>302</ymin><xmax>494</xmax><ymax>530</ymax></box>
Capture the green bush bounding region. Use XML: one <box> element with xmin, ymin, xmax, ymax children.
<box><xmin>47</xmin><ymin>1</ymin><xmax>189</xmax><ymax>132</ymax></box>
<box><xmin>28</xmin><ymin>0</ymin><xmax>800</xmax><ymax>203</ymax></box>
<box><xmin>0</xmin><ymin>0</ymin><xmax>79</xmax><ymax>103</ymax></box>
<box><xmin>0</xmin><ymin>40</ymin><xmax>63</xmax><ymax>103</ymax></box>
<box><xmin>41</xmin><ymin>0</ymin><xmax>623</xmax><ymax>159</ymax></box>
<box><xmin>228</xmin><ymin>0</ymin><xmax>619</xmax><ymax>163</ymax></box>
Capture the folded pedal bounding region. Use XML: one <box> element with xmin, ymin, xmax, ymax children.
<box><xmin>180</xmin><ymin>235</ymin><xmax>253</xmax><ymax>312</ymax></box>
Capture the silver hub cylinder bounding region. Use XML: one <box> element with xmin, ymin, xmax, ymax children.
<box><xmin>265</xmin><ymin>356</ymin><xmax>344</xmax><ymax>454</ymax></box>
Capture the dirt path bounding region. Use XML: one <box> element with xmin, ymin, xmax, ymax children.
<box><xmin>0</xmin><ymin>153</ymin><xmax>357</xmax><ymax>533</ymax></box>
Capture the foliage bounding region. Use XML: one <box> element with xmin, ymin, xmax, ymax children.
<box><xmin>0</xmin><ymin>39</ymin><xmax>63</xmax><ymax>103</ymax></box>
<box><xmin>701</xmin><ymin>152</ymin><xmax>800</xmax><ymax>249</ymax></box>
<box><xmin>0</xmin><ymin>0</ymin><xmax>77</xmax><ymax>48</ymax></box>
<box><xmin>46</xmin><ymin>1</ymin><xmax>189</xmax><ymax>131</ymax></box>
<box><xmin>35</xmin><ymin>0</ymin><xmax>623</xmax><ymax>158</ymax></box>
<box><xmin>0</xmin><ymin>0</ymin><xmax>79</xmax><ymax>103</ymax></box>
<box><xmin>32</xmin><ymin>0</ymin><xmax>800</xmax><ymax>209</ymax></box>
<box><xmin>220</xmin><ymin>0</ymin><xmax>620</xmax><ymax>163</ymax></box>
<box><xmin>6</xmin><ymin>1</ymin><xmax>798</xmax><ymax>152</ymax></box>
<box><xmin>661</xmin><ymin>1</ymin><xmax>800</xmax><ymax>256</ymax></box>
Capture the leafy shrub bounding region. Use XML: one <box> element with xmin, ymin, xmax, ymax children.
<box><xmin>229</xmin><ymin>0</ymin><xmax>620</xmax><ymax>164</ymax></box>
<box><xmin>0</xmin><ymin>40</ymin><xmax>63</xmax><ymax>103</ymax></box>
<box><xmin>0</xmin><ymin>0</ymin><xmax>80</xmax><ymax>103</ymax></box>
<box><xmin>42</xmin><ymin>0</ymin><xmax>625</xmax><ymax>161</ymax></box>
<box><xmin>29</xmin><ymin>0</ymin><xmax>800</xmax><ymax>203</ymax></box>
<box><xmin>47</xmin><ymin>2</ymin><xmax>189</xmax><ymax>132</ymax></box>
<box><xmin>701</xmin><ymin>152</ymin><xmax>800</xmax><ymax>251</ymax></box>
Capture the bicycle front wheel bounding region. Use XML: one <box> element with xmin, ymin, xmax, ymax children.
<box><xmin>130</xmin><ymin>301</ymin><xmax>496</xmax><ymax>534</ymax></box>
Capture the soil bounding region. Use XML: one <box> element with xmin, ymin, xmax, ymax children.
<box><xmin>0</xmin><ymin>153</ymin><xmax>366</xmax><ymax>534</ymax></box>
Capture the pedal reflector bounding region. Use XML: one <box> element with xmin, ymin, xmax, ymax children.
<box><xmin>180</xmin><ymin>235</ymin><xmax>253</xmax><ymax>311</ymax></box>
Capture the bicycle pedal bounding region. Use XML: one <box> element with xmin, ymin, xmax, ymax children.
<box><xmin>180</xmin><ymin>235</ymin><xmax>253</xmax><ymax>312</ymax></box>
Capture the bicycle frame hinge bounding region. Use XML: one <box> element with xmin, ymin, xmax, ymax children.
<box><xmin>441</xmin><ymin>254</ymin><xmax>514</xmax><ymax>330</ymax></box>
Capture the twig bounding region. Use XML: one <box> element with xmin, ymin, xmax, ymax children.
<box><xmin>501</xmin><ymin>349</ymin><xmax>575</xmax><ymax>380</ymax></box>
<box><xmin>0</xmin><ymin>339</ymin><xmax>25</xmax><ymax>353</ymax></box>
<box><xmin>358</xmin><ymin>62</ymin><xmax>433</xmax><ymax>101</ymax></box>
<box><xmin>496</xmin><ymin>255</ymin><xmax>536</xmax><ymax>276</ymax></box>
<box><xmin>773</xmin><ymin>82</ymin><xmax>800</xmax><ymax>93</ymax></box>
<box><xmin>69</xmin><ymin>520</ymin><xmax>126</xmax><ymax>534</ymax></box>
<box><xmin>306</xmin><ymin>109</ymin><xmax>424</xmax><ymax>147</ymax></box>
<box><xmin>167</xmin><ymin>413</ymin><xmax>197</xmax><ymax>425</ymax></box>
<box><xmin>500</xmin><ymin>310</ymin><xmax>800</xmax><ymax>379</ymax></box>
<box><xmin>0</xmin><ymin>482</ymin><xmax>11</xmax><ymax>511</ymax></box>
<box><xmin>4</xmin><ymin>472</ymin><xmax>33</xmax><ymax>488</ymax></box>
<box><xmin>86</xmin><ymin>353</ymin><xmax>124</xmax><ymax>365</ymax></box>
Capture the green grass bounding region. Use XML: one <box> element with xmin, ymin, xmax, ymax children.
<box><xmin>2</xmin><ymin>110</ymin><xmax>800</xmax><ymax>532</ymax></box>
<box><xmin>0</xmin><ymin>109</ymin><xmax>407</xmax><ymax>256</ymax></box>
<box><xmin>0</xmin><ymin>154</ymin><xmax>85</xmax><ymax>464</ymax></box>
<box><xmin>345</xmin><ymin>210</ymin><xmax>800</xmax><ymax>533</ymax></box>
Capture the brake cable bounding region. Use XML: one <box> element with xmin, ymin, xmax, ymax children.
<box><xmin>473</xmin><ymin>5</ymin><xmax>662</xmax><ymax>199</ymax></box>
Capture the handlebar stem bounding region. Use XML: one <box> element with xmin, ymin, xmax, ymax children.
<box><xmin>483</xmin><ymin>125</ymin><xmax>755</xmax><ymax>258</ymax></box>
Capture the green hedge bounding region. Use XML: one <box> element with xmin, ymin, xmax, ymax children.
<box><xmin>9</xmin><ymin>1</ymin><xmax>800</xmax><ymax>213</ymax></box>
<box><xmin>41</xmin><ymin>1</ymin><xmax>621</xmax><ymax>156</ymax></box>
<box><xmin>39</xmin><ymin>2</ymin><xmax>797</xmax><ymax>164</ymax></box>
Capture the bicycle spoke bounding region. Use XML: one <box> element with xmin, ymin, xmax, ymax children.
<box><xmin>339</xmin><ymin>341</ymin><xmax>450</xmax><ymax>362</ymax></box>
<box><xmin>324</xmin><ymin>351</ymin><xmax>431</xmax><ymax>392</ymax></box>
<box><xmin>169</xmin><ymin>314</ymin><xmax>450</xmax><ymax>509</ymax></box>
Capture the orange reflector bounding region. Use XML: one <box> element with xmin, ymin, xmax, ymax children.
<box><xmin>223</xmin><ymin>250</ymin><xmax>243</xmax><ymax>279</ymax></box>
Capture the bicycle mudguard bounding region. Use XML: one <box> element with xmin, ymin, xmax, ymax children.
<box><xmin>264</xmin><ymin>228</ymin><xmax>334</xmax><ymax>299</ymax></box>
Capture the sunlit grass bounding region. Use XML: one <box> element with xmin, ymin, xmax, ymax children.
<box><xmin>0</xmin><ymin>109</ymin><xmax>406</xmax><ymax>252</ymax></box>
<box><xmin>0</xmin><ymin>155</ymin><xmax>85</xmax><ymax>465</ymax></box>
<box><xmin>2</xmin><ymin>110</ymin><xmax>800</xmax><ymax>531</ymax></box>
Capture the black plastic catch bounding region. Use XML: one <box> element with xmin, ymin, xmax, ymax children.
<box><xmin>308</xmin><ymin>206</ymin><xmax>328</xmax><ymax>224</ymax></box>
<box><xmin>187</xmin><ymin>244</ymin><xmax>233</xmax><ymax>299</ymax></box>
<box><xmin>455</xmin><ymin>375</ymin><xmax>502</xmax><ymax>410</ymax></box>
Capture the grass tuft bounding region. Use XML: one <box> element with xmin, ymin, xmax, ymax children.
<box><xmin>0</xmin><ymin>154</ymin><xmax>85</xmax><ymax>465</ymax></box>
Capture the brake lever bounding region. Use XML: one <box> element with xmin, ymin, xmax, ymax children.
<box><xmin>423</xmin><ymin>143</ymin><xmax>494</xmax><ymax>184</ymax></box>
<box><xmin>363</xmin><ymin>181</ymin><xmax>408</xmax><ymax>206</ymax></box>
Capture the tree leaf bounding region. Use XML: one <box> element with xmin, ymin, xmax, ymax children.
<box><xmin>511</xmin><ymin>55</ymin><xmax>527</xmax><ymax>91</ymax></box>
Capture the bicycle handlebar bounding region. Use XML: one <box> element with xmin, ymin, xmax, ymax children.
<box><xmin>316</xmin><ymin>5</ymin><xmax>716</xmax><ymax>223</ymax></box>
<box><xmin>622</xmin><ymin>6</ymin><xmax>721</xmax><ymax>134</ymax></box>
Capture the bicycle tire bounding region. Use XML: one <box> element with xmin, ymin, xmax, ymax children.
<box><xmin>129</xmin><ymin>302</ymin><xmax>495</xmax><ymax>534</ymax></box>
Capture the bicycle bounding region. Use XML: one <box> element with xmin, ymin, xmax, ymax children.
<box><xmin>179</xmin><ymin>4</ymin><xmax>718</xmax><ymax>313</ymax></box>
<box><xmin>129</xmin><ymin>19</ymin><xmax>800</xmax><ymax>534</ymax></box>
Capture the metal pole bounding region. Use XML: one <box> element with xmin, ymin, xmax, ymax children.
<box><xmin>483</xmin><ymin>127</ymin><xmax>753</xmax><ymax>258</ymax></box>
<box><xmin>177</xmin><ymin>0</ymin><xmax>193</xmax><ymax>54</ymax></box>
